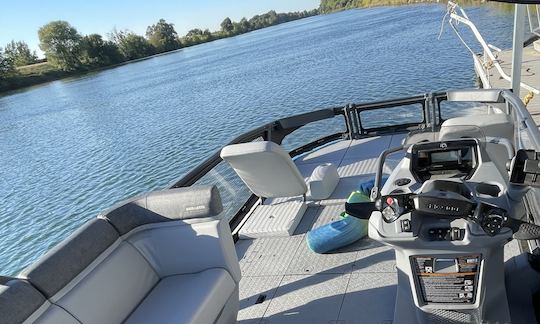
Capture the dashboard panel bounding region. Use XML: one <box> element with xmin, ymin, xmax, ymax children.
<box><xmin>410</xmin><ymin>139</ymin><xmax>479</xmax><ymax>182</ymax></box>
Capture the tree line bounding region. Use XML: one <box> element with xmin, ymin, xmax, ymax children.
<box><xmin>318</xmin><ymin>0</ymin><xmax>486</xmax><ymax>13</ymax></box>
<box><xmin>319</xmin><ymin>0</ymin><xmax>435</xmax><ymax>13</ymax></box>
<box><xmin>0</xmin><ymin>9</ymin><xmax>318</xmax><ymax>88</ymax></box>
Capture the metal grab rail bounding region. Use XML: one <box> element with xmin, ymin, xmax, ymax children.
<box><xmin>447</xmin><ymin>2</ymin><xmax>540</xmax><ymax>95</ymax></box>
<box><xmin>169</xmin><ymin>95</ymin><xmax>438</xmax><ymax>189</ymax></box>
<box><xmin>169</xmin><ymin>107</ymin><xmax>346</xmax><ymax>188</ymax></box>
<box><xmin>164</xmin><ymin>88</ymin><xmax>540</xmax><ymax>230</ymax></box>
<box><xmin>169</xmin><ymin>89</ymin><xmax>540</xmax><ymax>190</ymax></box>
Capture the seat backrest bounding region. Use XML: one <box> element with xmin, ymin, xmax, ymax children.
<box><xmin>19</xmin><ymin>218</ymin><xmax>157</xmax><ymax>324</ymax></box>
<box><xmin>0</xmin><ymin>277</ymin><xmax>45</xmax><ymax>324</ymax></box>
<box><xmin>102</xmin><ymin>185</ymin><xmax>223</xmax><ymax>235</ymax></box>
<box><xmin>439</xmin><ymin>113</ymin><xmax>514</xmax><ymax>143</ymax></box>
<box><xmin>220</xmin><ymin>141</ymin><xmax>307</xmax><ymax>198</ymax></box>
<box><xmin>0</xmin><ymin>276</ymin><xmax>80</xmax><ymax>324</ymax></box>
<box><xmin>104</xmin><ymin>186</ymin><xmax>240</xmax><ymax>282</ymax></box>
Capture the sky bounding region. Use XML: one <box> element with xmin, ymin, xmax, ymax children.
<box><xmin>0</xmin><ymin>0</ymin><xmax>319</xmax><ymax>57</ymax></box>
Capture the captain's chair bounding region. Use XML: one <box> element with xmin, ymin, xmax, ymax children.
<box><xmin>439</xmin><ymin>113</ymin><xmax>514</xmax><ymax>142</ymax></box>
<box><xmin>220</xmin><ymin>141</ymin><xmax>308</xmax><ymax>199</ymax></box>
<box><xmin>221</xmin><ymin>140</ymin><xmax>340</xmax><ymax>202</ymax></box>
<box><xmin>221</xmin><ymin>141</ymin><xmax>340</xmax><ymax>238</ymax></box>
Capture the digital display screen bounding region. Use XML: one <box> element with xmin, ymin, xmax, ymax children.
<box><xmin>426</xmin><ymin>148</ymin><xmax>473</xmax><ymax>168</ymax></box>
<box><xmin>431</xmin><ymin>150</ymin><xmax>461</xmax><ymax>163</ymax></box>
<box><xmin>411</xmin><ymin>140</ymin><xmax>477</xmax><ymax>181</ymax></box>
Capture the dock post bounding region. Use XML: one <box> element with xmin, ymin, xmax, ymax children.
<box><xmin>511</xmin><ymin>4</ymin><xmax>526</xmax><ymax>98</ymax></box>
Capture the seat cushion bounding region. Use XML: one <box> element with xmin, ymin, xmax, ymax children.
<box><xmin>125</xmin><ymin>268</ymin><xmax>236</xmax><ymax>324</ymax></box>
<box><xmin>0</xmin><ymin>278</ymin><xmax>46</xmax><ymax>324</ymax></box>
<box><xmin>33</xmin><ymin>304</ymin><xmax>80</xmax><ymax>324</ymax></box>
<box><xmin>20</xmin><ymin>218</ymin><xmax>119</xmax><ymax>298</ymax></box>
<box><xmin>55</xmin><ymin>242</ymin><xmax>159</xmax><ymax>324</ymax></box>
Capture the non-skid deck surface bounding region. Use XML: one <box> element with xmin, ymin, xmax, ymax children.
<box><xmin>237</xmin><ymin>135</ymin><xmax>402</xmax><ymax>324</ymax></box>
<box><xmin>236</xmin><ymin>204</ymin><xmax>397</xmax><ymax>324</ymax></box>
<box><xmin>236</xmin><ymin>134</ymin><xmax>523</xmax><ymax>323</ymax></box>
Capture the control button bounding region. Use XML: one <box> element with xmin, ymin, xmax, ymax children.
<box><xmin>401</xmin><ymin>219</ymin><xmax>411</xmax><ymax>232</ymax></box>
<box><xmin>394</xmin><ymin>178</ymin><xmax>412</xmax><ymax>186</ymax></box>
<box><xmin>386</xmin><ymin>197</ymin><xmax>394</xmax><ymax>206</ymax></box>
<box><xmin>382</xmin><ymin>206</ymin><xmax>397</xmax><ymax>222</ymax></box>
<box><xmin>451</xmin><ymin>227</ymin><xmax>463</xmax><ymax>240</ymax></box>
<box><xmin>427</xmin><ymin>228</ymin><xmax>461</xmax><ymax>241</ymax></box>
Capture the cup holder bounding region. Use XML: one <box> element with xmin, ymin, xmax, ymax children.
<box><xmin>475</xmin><ymin>183</ymin><xmax>502</xmax><ymax>198</ymax></box>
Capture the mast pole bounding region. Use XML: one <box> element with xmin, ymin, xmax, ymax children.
<box><xmin>511</xmin><ymin>4</ymin><xmax>526</xmax><ymax>98</ymax></box>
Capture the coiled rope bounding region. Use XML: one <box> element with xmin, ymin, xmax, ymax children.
<box><xmin>524</xmin><ymin>91</ymin><xmax>535</xmax><ymax>107</ymax></box>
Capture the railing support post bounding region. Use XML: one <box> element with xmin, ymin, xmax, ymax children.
<box><xmin>511</xmin><ymin>4</ymin><xmax>526</xmax><ymax>98</ymax></box>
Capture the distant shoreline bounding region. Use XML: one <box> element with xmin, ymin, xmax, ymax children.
<box><xmin>318</xmin><ymin>0</ymin><xmax>488</xmax><ymax>13</ymax></box>
<box><xmin>1</xmin><ymin>49</ymin><xmax>181</xmax><ymax>96</ymax></box>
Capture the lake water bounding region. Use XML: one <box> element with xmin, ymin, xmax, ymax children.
<box><xmin>0</xmin><ymin>5</ymin><xmax>516</xmax><ymax>275</ymax></box>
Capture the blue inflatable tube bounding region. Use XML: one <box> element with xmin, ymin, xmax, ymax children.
<box><xmin>306</xmin><ymin>191</ymin><xmax>369</xmax><ymax>253</ymax></box>
<box><xmin>306</xmin><ymin>176</ymin><xmax>388</xmax><ymax>254</ymax></box>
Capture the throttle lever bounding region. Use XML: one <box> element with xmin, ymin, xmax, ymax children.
<box><xmin>345</xmin><ymin>194</ymin><xmax>414</xmax><ymax>222</ymax></box>
<box><xmin>344</xmin><ymin>202</ymin><xmax>378</xmax><ymax>220</ymax></box>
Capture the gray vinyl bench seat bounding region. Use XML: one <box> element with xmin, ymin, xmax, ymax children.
<box><xmin>125</xmin><ymin>268</ymin><xmax>236</xmax><ymax>324</ymax></box>
<box><xmin>0</xmin><ymin>185</ymin><xmax>240</xmax><ymax>324</ymax></box>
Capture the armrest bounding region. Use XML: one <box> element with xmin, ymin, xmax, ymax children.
<box><xmin>103</xmin><ymin>185</ymin><xmax>223</xmax><ymax>235</ymax></box>
<box><xmin>144</xmin><ymin>186</ymin><xmax>223</xmax><ymax>220</ymax></box>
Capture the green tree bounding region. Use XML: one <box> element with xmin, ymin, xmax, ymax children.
<box><xmin>145</xmin><ymin>19</ymin><xmax>180</xmax><ymax>53</ymax></box>
<box><xmin>0</xmin><ymin>47</ymin><xmax>16</xmax><ymax>80</ymax></box>
<box><xmin>38</xmin><ymin>21</ymin><xmax>82</xmax><ymax>71</ymax></box>
<box><xmin>4</xmin><ymin>40</ymin><xmax>38</xmax><ymax>67</ymax></box>
<box><xmin>79</xmin><ymin>34</ymin><xmax>123</xmax><ymax>67</ymax></box>
<box><xmin>182</xmin><ymin>29</ymin><xmax>214</xmax><ymax>46</ymax></box>
<box><xmin>220</xmin><ymin>17</ymin><xmax>234</xmax><ymax>34</ymax></box>
<box><xmin>110</xmin><ymin>29</ymin><xmax>154</xmax><ymax>60</ymax></box>
<box><xmin>239</xmin><ymin>18</ymin><xmax>251</xmax><ymax>33</ymax></box>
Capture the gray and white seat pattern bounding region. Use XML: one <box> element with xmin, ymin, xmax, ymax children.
<box><xmin>0</xmin><ymin>185</ymin><xmax>240</xmax><ymax>324</ymax></box>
